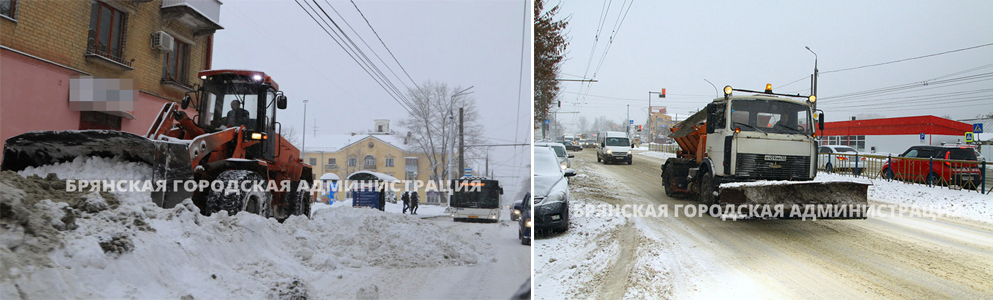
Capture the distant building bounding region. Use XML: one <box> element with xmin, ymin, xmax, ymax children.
<box><xmin>1</xmin><ymin>0</ymin><xmax>222</xmax><ymax>149</ymax></box>
<box><xmin>821</xmin><ymin>115</ymin><xmax>973</xmax><ymax>155</ymax></box>
<box><xmin>301</xmin><ymin>119</ymin><xmax>452</xmax><ymax>205</ymax></box>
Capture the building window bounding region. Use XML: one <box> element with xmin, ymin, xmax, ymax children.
<box><xmin>364</xmin><ymin>155</ymin><xmax>376</xmax><ymax>168</ymax></box>
<box><xmin>163</xmin><ymin>39</ymin><xmax>191</xmax><ymax>85</ymax></box>
<box><xmin>405</xmin><ymin>157</ymin><xmax>418</xmax><ymax>167</ymax></box>
<box><xmin>87</xmin><ymin>1</ymin><xmax>127</xmax><ymax>63</ymax></box>
<box><xmin>328</xmin><ymin>158</ymin><xmax>336</xmax><ymax>165</ymax></box>
<box><xmin>385</xmin><ymin>158</ymin><xmax>394</xmax><ymax>167</ymax></box>
<box><xmin>309</xmin><ymin>158</ymin><xmax>317</xmax><ymax>165</ymax></box>
<box><xmin>347</xmin><ymin>158</ymin><xmax>356</xmax><ymax>167</ymax></box>
<box><xmin>847</xmin><ymin>135</ymin><xmax>866</xmax><ymax>151</ymax></box>
<box><xmin>0</xmin><ymin>0</ymin><xmax>16</xmax><ymax>19</ymax></box>
<box><xmin>406</xmin><ymin>171</ymin><xmax>416</xmax><ymax>180</ymax></box>
<box><xmin>79</xmin><ymin>111</ymin><xmax>121</xmax><ymax>130</ymax></box>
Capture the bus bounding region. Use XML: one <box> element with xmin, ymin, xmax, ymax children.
<box><xmin>449</xmin><ymin>177</ymin><xmax>503</xmax><ymax>223</ymax></box>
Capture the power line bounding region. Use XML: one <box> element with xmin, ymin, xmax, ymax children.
<box><xmin>324</xmin><ymin>0</ymin><xmax>413</xmax><ymax>92</ymax></box>
<box><xmin>349</xmin><ymin>0</ymin><xmax>419</xmax><ymax>89</ymax></box>
<box><xmin>295</xmin><ymin>0</ymin><xmax>413</xmax><ymax>113</ymax></box>
<box><xmin>822</xmin><ymin>42</ymin><xmax>993</xmax><ymax>74</ymax></box>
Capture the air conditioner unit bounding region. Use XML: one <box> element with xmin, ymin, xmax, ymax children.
<box><xmin>151</xmin><ymin>31</ymin><xmax>175</xmax><ymax>52</ymax></box>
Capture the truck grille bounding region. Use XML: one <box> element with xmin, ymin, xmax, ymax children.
<box><xmin>735</xmin><ymin>153</ymin><xmax>810</xmax><ymax>180</ymax></box>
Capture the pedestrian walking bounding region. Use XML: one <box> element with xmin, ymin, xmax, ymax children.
<box><xmin>378</xmin><ymin>185</ymin><xmax>386</xmax><ymax>212</ymax></box>
<box><xmin>401</xmin><ymin>191</ymin><xmax>410</xmax><ymax>214</ymax></box>
<box><xmin>410</xmin><ymin>191</ymin><xmax>420</xmax><ymax>215</ymax></box>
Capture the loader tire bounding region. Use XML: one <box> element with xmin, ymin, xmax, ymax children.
<box><xmin>207</xmin><ymin>170</ymin><xmax>271</xmax><ymax>217</ymax></box>
<box><xmin>288</xmin><ymin>181</ymin><xmax>312</xmax><ymax>218</ymax></box>
<box><xmin>698</xmin><ymin>172</ymin><xmax>717</xmax><ymax>206</ymax></box>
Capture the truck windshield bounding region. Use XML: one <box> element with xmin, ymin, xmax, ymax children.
<box><xmin>606</xmin><ymin>137</ymin><xmax>630</xmax><ymax>146</ymax></box>
<box><xmin>202</xmin><ymin>80</ymin><xmax>261</xmax><ymax>131</ymax></box>
<box><xmin>730</xmin><ymin>99</ymin><xmax>811</xmax><ymax>135</ymax></box>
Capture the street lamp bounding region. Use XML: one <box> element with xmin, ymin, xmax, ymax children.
<box><xmin>704</xmin><ymin>79</ymin><xmax>719</xmax><ymax>97</ymax></box>
<box><xmin>805</xmin><ymin>46</ymin><xmax>818</xmax><ymax>110</ymax></box>
<box><xmin>302</xmin><ymin>100</ymin><xmax>309</xmax><ymax>157</ymax></box>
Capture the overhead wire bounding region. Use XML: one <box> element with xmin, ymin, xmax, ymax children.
<box><xmin>349</xmin><ymin>0</ymin><xmax>420</xmax><ymax>89</ymax></box>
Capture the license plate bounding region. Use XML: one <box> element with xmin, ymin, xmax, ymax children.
<box><xmin>551</xmin><ymin>215</ymin><xmax>560</xmax><ymax>220</ymax></box>
<box><xmin>468</xmin><ymin>215</ymin><xmax>478</xmax><ymax>218</ymax></box>
<box><xmin>765</xmin><ymin>155</ymin><xmax>786</xmax><ymax>161</ymax></box>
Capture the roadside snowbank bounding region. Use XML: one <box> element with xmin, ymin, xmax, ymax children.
<box><xmin>815</xmin><ymin>172</ymin><xmax>993</xmax><ymax>224</ymax></box>
<box><xmin>637</xmin><ymin>150</ymin><xmax>677</xmax><ymax>160</ymax></box>
<box><xmin>1</xmin><ymin>157</ymin><xmax>484</xmax><ymax>299</ymax></box>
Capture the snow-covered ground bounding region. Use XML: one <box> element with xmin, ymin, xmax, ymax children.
<box><xmin>2</xmin><ymin>156</ymin><xmax>529</xmax><ymax>299</ymax></box>
<box><xmin>637</xmin><ymin>150</ymin><xmax>676</xmax><ymax>160</ymax></box>
<box><xmin>815</xmin><ymin>172</ymin><xmax>993</xmax><ymax>224</ymax></box>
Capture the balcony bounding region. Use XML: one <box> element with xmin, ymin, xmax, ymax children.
<box><xmin>363</xmin><ymin>164</ymin><xmax>376</xmax><ymax>171</ymax></box>
<box><xmin>161</xmin><ymin>0</ymin><xmax>223</xmax><ymax>36</ymax></box>
<box><xmin>324</xmin><ymin>164</ymin><xmax>338</xmax><ymax>171</ymax></box>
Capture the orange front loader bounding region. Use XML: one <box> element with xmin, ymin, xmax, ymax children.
<box><xmin>2</xmin><ymin>70</ymin><xmax>313</xmax><ymax>220</ymax></box>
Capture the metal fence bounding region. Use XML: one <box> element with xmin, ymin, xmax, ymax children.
<box><xmin>645</xmin><ymin>144</ymin><xmax>990</xmax><ymax>194</ymax></box>
<box><xmin>817</xmin><ymin>153</ymin><xmax>990</xmax><ymax>194</ymax></box>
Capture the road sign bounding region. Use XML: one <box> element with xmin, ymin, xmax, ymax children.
<box><xmin>965</xmin><ymin>132</ymin><xmax>974</xmax><ymax>143</ymax></box>
<box><xmin>464</xmin><ymin>168</ymin><xmax>473</xmax><ymax>177</ymax></box>
<box><xmin>920</xmin><ymin>133</ymin><xmax>925</xmax><ymax>140</ymax></box>
<box><xmin>629</xmin><ymin>120</ymin><xmax>634</xmax><ymax>125</ymax></box>
<box><xmin>544</xmin><ymin>119</ymin><xmax>550</xmax><ymax>125</ymax></box>
<box><xmin>974</xmin><ymin>123</ymin><xmax>984</xmax><ymax>133</ymax></box>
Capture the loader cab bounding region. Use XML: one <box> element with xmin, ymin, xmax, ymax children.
<box><xmin>192</xmin><ymin>70</ymin><xmax>285</xmax><ymax>160</ymax></box>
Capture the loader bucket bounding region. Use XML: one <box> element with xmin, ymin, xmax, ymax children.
<box><xmin>718</xmin><ymin>181</ymin><xmax>870</xmax><ymax>219</ymax></box>
<box><xmin>2</xmin><ymin>130</ymin><xmax>194</xmax><ymax>208</ymax></box>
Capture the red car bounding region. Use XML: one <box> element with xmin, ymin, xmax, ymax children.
<box><xmin>881</xmin><ymin>145</ymin><xmax>982</xmax><ymax>189</ymax></box>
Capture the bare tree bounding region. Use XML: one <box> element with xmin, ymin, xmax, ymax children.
<box><xmin>398</xmin><ymin>82</ymin><xmax>486</xmax><ymax>193</ymax></box>
<box><xmin>577</xmin><ymin>116</ymin><xmax>589</xmax><ymax>134</ymax></box>
<box><xmin>282</xmin><ymin>126</ymin><xmax>300</xmax><ymax>146</ymax></box>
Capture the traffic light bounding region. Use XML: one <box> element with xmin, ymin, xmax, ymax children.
<box><xmin>558</xmin><ymin>101</ymin><xmax>561</xmax><ymax>107</ymax></box>
<box><xmin>660</xmin><ymin>88</ymin><xmax>666</xmax><ymax>98</ymax></box>
<box><xmin>637</xmin><ymin>125</ymin><xmax>643</xmax><ymax>132</ymax></box>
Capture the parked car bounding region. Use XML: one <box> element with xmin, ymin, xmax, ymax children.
<box><xmin>881</xmin><ymin>145</ymin><xmax>982</xmax><ymax>189</ymax></box>
<box><xmin>519</xmin><ymin>193</ymin><xmax>531</xmax><ymax>245</ymax></box>
<box><xmin>562</xmin><ymin>141</ymin><xmax>583</xmax><ymax>151</ymax></box>
<box><xmin>535</xmin><ymin>142</ymin><xmax>573</xmax><ymax>170</ymax></box>
<box><xmin>533</xmin><ymin>147</ymin><xmax>576</xmax><ymax>233</ymax></box>
<box><xmin>511</xmin><ymin>199</ymin><xmax>523</xmax><ymax>221</ymax></box>
<box><xmin>817</xmin><ymin>145</ymin><xmax>866</xmax><ymax>172</ymax></box>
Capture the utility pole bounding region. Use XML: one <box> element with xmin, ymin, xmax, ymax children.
<box><xmin>806</xmin><ymin>46</ymin><xmax>818</xmax><ymax>111</ymax></box>
<box><xmin>302</xmin><ymin>100</ymin><xmax>309</xmax><ymax>155</ymax></box>
<box><xmin>459</xmin><ymin>107</ymin><xmax>465</xmax><ymax>178</ymax></box>
<box><xmin>484</xmin><ymin>154</ymin><xmax>489</xmax><ymax>178</ymax></box>
<box><xmin>626</xmin><ymin>104</ymin><xmax>630</xmax><ymax>136</ymax></box>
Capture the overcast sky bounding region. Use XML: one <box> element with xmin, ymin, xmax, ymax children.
<box><xmin>212</xmin><ymin>0</ymin><xmax>531</xmax><ymax>199</ymax></box>
<box><xmin>553</xmin><ymin>0</ymin><xmax>993</xmax><ymax>131</ymax></box>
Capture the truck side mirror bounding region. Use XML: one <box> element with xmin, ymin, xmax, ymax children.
<box><xmin>181</xmin><ymin>95</ymin><xmax>191</xmax><ymax>109</ymax></box>
<box><xmin>277</xmin><ymin>95</ymin><xmax>288</xmax><ymax>110</ymax></box>
<box><xmin>705</xmin><ymin>103</ymin><xmax>716</xmax><ymax>134</ymax></box>
<box><xmin>818</xmin><ymin>113</ymin><xmax>825</xmax><ymax>131</ymax></box>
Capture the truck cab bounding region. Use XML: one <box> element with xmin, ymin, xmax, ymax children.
<box><xmin>703</xmin><ymin>87</ymin><xmax>820</xmax><ymax>180</ymax></box>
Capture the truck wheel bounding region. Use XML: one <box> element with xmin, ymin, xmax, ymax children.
<box><xmin>663</xmin><ymin>164</ymin><xmax>676</xmax><ymax>197</ymax></box>
<box><xmin>597</xmin><ymin>154</ymin><xmax>602</xmax><ymax>163</ymax></box>
<box><xmin>698</xmin><ymin>172</ymin><xmax>717</xmax><ymax>206</ymax></box>
<box><xmin>288</xmin><ymin>181</ymin><xmax>312</xmax><ymax>218</ymax></box>
<box><xmin>207</xmin><ymin>170</ymin><xmax>271</xmax><ymax>217</ymax></box>
<box><xmin>627</xmin><ymin>158</ymin><xmax>633</xmax><ymax>165</ymax></box>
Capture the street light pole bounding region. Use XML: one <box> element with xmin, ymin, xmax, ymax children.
<box><xmin>302</xmin><ymin>99</ymin><xmax>309</xmax><ymax>157</ymax></box>
<box><xmin>805</xmin><ymin>46</ymin><xmax>818</xmax><ymax>111</ymax></box>
<box><xmin>704</xmin><ymin>79</ymin><xmax>719</xmax><ymax>97</ymax></box>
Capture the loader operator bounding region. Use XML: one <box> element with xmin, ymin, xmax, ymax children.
<box><xmin>224</xmin><ymin>100</ymin><xmax>251</xmax><ymax>129</ymax></box>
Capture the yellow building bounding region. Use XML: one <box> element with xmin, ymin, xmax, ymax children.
<box><xmin>301</xmin><ymin>119</ymin><xmax>448</xmax><ymax>205</ymax></box>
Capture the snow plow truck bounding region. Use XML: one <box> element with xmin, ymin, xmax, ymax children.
<box><xmin>2</xmin><ymin>70</ymin><xmax>313</xmax><ymax>220</ymax></box>
<box><xmin>660</xmin><ymin>84</ymin><xmax>869</xmax><ymax>219</ymax></box>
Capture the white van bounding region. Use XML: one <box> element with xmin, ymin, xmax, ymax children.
<box><xmin>596</xmin><ymin>131</ymin><xmax>633</xmax><ymax>164</ymax></box>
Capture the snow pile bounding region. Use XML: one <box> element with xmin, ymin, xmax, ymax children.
<box><xmin>815</xmin><ymin>172</ymin><xmax>993</xmax><ymax>224</ymax></box>
<box><xmin>720</xmin><ymin>175</ymin><xmax>872</xmax><ymax>188</ymax></box>
<box><xmin>1</xmin><ymin>157</ymin><xmax>484</xmax><ymax>299</ymax></box>
<box><xmin>637</xmin><ymin>150</ymin><xmax>677</xmax><ymax>160</ymax></box>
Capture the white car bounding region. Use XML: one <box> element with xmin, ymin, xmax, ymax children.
<box><xmin>535</xmin><ymin>142</ymin><xmax>572</xmax><ymax>170</ymax></box>
<box><xmin>532</xmin><ymin>146</ymin><xmax>576</xmax><ymax>233</ymax></box>
<box><xmin>818</xmin><ymin>145</ymin><xmax>865</xmax><ymax>172</ymax></box>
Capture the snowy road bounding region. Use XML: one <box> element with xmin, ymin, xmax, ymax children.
<box><xmin>535</xmin><ymin>149</ymin><xmax>993</xmax><ymax>299</ymax></box>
